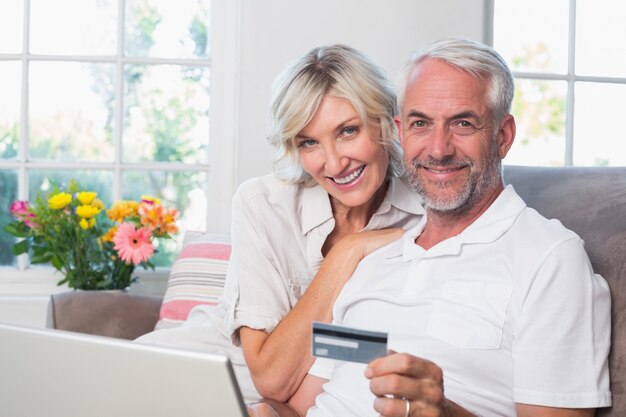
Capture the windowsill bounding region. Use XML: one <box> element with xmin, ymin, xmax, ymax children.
<box><xmin>0</xmin><ymin>267</ymin><xmax>169</xmax><ymax>297</ymax></box>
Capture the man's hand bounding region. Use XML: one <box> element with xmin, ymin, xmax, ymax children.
<box><xmin>364</xmin><ymin>352</ymin><xmax>595</xmax><ymax>417</ymax></box>
<box><xmin>364</xmin><ymin>352</ymin><xmax>476</xmax><ymax>417</ymax></box>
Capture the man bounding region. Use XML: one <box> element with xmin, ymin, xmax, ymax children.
<box><xmin>251</xmin><ymin>38</ymin><xmax>611</xmax><ymax>417</ymax></box>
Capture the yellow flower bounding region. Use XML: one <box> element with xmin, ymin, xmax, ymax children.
<box><xmin>79</xmin><ymin>218</ymin><xmax>96</xmax><ymax>230</ymax></box>
<box><xmin>76</xmin><ymin>205</ymin><xmax>101</xmax><ymax>219</ymax></box>
<box><xmin>77</xmin><ymin>191</ymin><xmax>97</xmax><ymax>205</ymax></box>
<box><xmin>48</xmin><ymin>192</ymin><xmax>72</xmax><ymax>210</ymax></box>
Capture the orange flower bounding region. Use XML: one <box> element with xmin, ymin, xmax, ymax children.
<box><xmin>107</xmin><ymin>201</ymin><xmax>139</xmax><ymax>222</ymax></box>
<box><xmin>162</xmin><ymin>208</ymin><xmax>180</xmax><ymax>234</ymax></box>
<box><xmin>138</xmin><ymin>203</ymin><xmax>162</xmax><ymax>231</ymax></box>
<box><xmin>138</xmin><ymin>203</ymin><xmax>179</xmax><ymax>236</ymax></box>
<box><xmin>101</xmin><ymin>226</ymin><xmax>118</xmax><ymax>243</ymax></box>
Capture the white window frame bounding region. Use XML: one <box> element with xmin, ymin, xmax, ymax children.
<box><xmin>0</xmin><ymin>0</ymin><xmax>241</xmax><ymax>295</ymax></box>
<box><xmin>487</xmin><ymin>0</ymin><xmax>626</xmax><ymax>166</ymax></box>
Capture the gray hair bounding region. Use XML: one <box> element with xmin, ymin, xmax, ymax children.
<box><xmin>397</xmin><ymin>37</ymin><xmax>515</xmax><ymax>124</ymax></box>
<box><xmin>268</xmin><ymin>44</ymin><xmax>404</xmax><ymax>185</ymax></box>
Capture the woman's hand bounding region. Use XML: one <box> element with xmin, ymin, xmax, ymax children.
<box><xmin>364</xmin><ymin>352</ymin><xmax>476</xmax><ymax>417</ymax></box>
<box><xmin>322</xmin><ymin>227</ymin><xmax>405</xmax><ymax>291</ymax></box>
<box><xmin>329</xmin><ymin>227</ymin><xmax>404</xmax><ymax>260</ymax></box>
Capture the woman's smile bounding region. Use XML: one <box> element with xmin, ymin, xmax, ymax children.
<box><xmin>297</xmin><ymin>95</ymin><xmax>389</xmax><ymax>211</ymax></box>
<box><xmin>329</xmin><ymin>164</ymin><xmax>366</xmax><ymax>185</ymax></box>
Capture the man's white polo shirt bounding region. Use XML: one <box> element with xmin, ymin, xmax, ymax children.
<box><xmin>308</xmin><ymin>185</ymin><xmax>611</xmax><ymax>417</ymax></box>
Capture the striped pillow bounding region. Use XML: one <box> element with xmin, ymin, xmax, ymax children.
<box><xmin>154</xmin><ymin>232</ymin><xmax>231</xmax><ymax>330</ymax></box>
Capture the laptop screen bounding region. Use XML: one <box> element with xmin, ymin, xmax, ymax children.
<box><xmin>0</xmin><ymin>323</ymin><xmax>248</xmax><ymax>417</ymax></box>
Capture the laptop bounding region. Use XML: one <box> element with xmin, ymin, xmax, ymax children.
<box><xmin>0</xmin><ymin>322</ymin><xmax>248</xmax><ymax>417</ymax></box>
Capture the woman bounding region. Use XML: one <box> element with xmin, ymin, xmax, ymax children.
<box><xmin>137</xmin><ymin>44</ymin><xmax>424</xmax><ymax>404</ymax></box>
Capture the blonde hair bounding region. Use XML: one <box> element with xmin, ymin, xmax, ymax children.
<box><xmin>268</xmin><ymin>44</ymin><xmax>403</xmax><ymax>185</ymax></box>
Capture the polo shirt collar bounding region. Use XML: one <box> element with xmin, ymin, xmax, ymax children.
<box><xmin>391</xmin><ymin>185</ymin><xmax>526</xmax><ymax>262</ymax></box>
<box><xmin>459</xmin><ymin>185</ymin><xmax>526</xmax><ymax>244</ymax></box>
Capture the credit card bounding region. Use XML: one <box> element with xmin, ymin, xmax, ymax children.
<box><xmin>312</xmin><ymin>321</ymin><xmax>388</xmax><ymax>364</ymax></box>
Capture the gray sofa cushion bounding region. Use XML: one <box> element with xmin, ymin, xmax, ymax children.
<box><xmin>504</xmin><ymin>165</ymin><xmax>626</xmax><ymax>417</ymax></box>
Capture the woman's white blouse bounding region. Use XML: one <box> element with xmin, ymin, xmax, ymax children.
<box><xmin>221</xmin><ymin>174</ymin><xmax>425</xmax><ymax>344</ymax></box>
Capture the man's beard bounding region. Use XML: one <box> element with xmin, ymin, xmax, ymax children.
<box><xmin>406</xmin><ymin>141</ymin><xmax>502</xmax><ymax>215</ymax></box>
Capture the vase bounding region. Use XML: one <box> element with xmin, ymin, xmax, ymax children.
<box><xmin>48</xmin><ymin>289</ymin><xmax>159</xmax><ymax>339</ymax></box>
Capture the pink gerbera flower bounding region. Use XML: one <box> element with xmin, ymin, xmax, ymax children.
<box><xmin>112</xmin><ymin>222</ymin><xmax>154</xmax><ymax>265</ymax></box>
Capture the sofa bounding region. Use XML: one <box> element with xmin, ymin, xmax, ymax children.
<box><xmin>47</xmin><ymin>165</ymin><xmax>626</xmax><ymax>416</ymax></box>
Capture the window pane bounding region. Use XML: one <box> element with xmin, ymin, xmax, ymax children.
<box><xmin>123</xmin><ymin>65</ymin><xmax>209</xmax><ymax>164</ymax></box>
<box><xmin>30</xmin><ymin>0</ymin><xmax>117</xmax><ymax>55</ymax></box>
<box><xmin>28</xmin><ymin>170</ymin><xmax>114</xmax><ymax>205</ymax></box>
<box><xmin>122</xmin><ymin>170</ymin><xmax>207</xmax><ymax>266</ymax></box>
<box><xmin>0</xmin><ymin>1</ymin><xmax>23</xmax><ymax>53</ymax></box>
<box><xmin>0</xmin><ymin>61</ymin><xmax>21</xmax><ymax>160</ymax></box>
<box><xmin>0</xmin><ymin>170</ymin><xmax>18</xmax><ymax>266</ymax></box>
<box><xmin>29</xmin><ymin>62</ymin><xmax>115</xmax><ymax>162</ymax></box>
<box><xmin>493</xmin><ymin>0</ymin><xmax>569</xmax><ymax>74</ymax></box>
<box><xmin>125</xmin><ymin>0</ymin><xmax>211</xmax><ymax>59</ymax></box>
<box><xmin>507</xmin><ymin>79</ymin><xmax>567</xmax><ymax>166</ymax></box>
<box><xmin>573</xmin><ymin>82</ymin><xmax>626</xmax><ymax>166</ymax></box>
<box><xmin>576</xmin><ymin>0</ymin><xmax>626</xmax><ymax>77</ymax></box>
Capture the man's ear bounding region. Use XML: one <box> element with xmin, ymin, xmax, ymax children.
<box><xmin>497</xmin><ymin>114</ymin><xmax>516</xmax><ymax>159</ymax></box>
<box><xmin>394</xmin><ymin>116</ymin><xmax>403</xmax><ymax>144</ymax></box>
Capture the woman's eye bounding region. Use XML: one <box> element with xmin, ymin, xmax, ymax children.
<box><xmin>340</xmin><ymin>126</ymin><xmax>358</xmax><ymax>137</ymax></box>
<box><xmin>297</xmin><ymin>139</ymin><xmax>317</xmax><ymax>149</ymax></box>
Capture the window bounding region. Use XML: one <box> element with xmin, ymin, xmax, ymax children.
<box><xmin>493</xmin><ymin>0</ymin><xmax>626</xmax><ymax>167</ymax></box>
<box><xmin>0</xmin><ymin>0</ymin><xmax>212</xmax><ymax>273</ymax></box>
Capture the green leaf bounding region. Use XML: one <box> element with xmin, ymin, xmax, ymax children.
<box><xmin>12</xmin><ymin>239</ymin><xmax>30</xmax><ymax>256</ymax></box>
<box><xmin>61</xmin><ymin>270</ymin><xmax>74</xmax><ymax>287</ymax></box>
<box><xmin>32</xmin><ymin>245</ymin><xmax>48</xmax><ymax>257</ymax></box>
<box><xmin>96</xmin><ymin>280</ymin><xmax>110</xmax><ymax>289</ymax></box>
<box><xmin>31</xmin><ymin>252</ymin><xmax>53</xmax><ymax>264</ymax></box>
<box><xmin>68</xmin><ymin>178</ymin><xmax>80</xmax><ymax>194</ymax></box>
<box><xmin>51</xmin><ymin>255</ymin><xmax>63</xmax><ymax>271</ymax></box>
<box><xmin>4</xmin><ymin>222</ymin><xmax>30</xmax><ymax>238</ymax></box>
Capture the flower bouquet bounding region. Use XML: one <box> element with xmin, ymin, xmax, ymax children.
<box><xmin>4</xmin><ymin>179</ymin><xmax>179</xmax><ymax>290</ymax></box>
